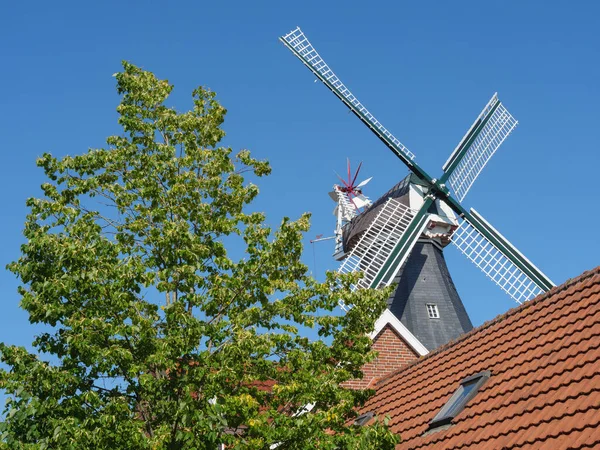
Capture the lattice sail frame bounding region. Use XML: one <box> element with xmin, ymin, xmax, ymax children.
<box><xmin>281</xmin><ymin>27</ymin><xmax>416</xmax><ymax>161</ymax></box>
<box><xmin>338</xmin><ymin>198</ymin><xmax>420</xmax><ymax>292</ymax></box>
<box><xmin>334</xmin><ymin>186</ymin><xmax>359</xmax><ymax>222</ymax></box>
<box><xmin>451</xmin><ymin>217</ymin><xmax>543</xmax><ymax>304</ymax></box>
<box><xmin>444</xmin><ymin>95</ymin><xmax>518</xmax><ymax>202</ymax></box>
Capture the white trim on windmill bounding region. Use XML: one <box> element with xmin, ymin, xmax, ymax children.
<box><xmin>369</xmin><ymin>309</ymin><xmax>429</xmax><ymax>356</ymax></box>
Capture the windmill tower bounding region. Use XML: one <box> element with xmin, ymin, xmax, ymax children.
<box><xmin>334</xmin><ymin>172</ymin><xmax>472</xmax><ymax>350</ymax></box>
<box><xmin>281</xmin><ymin>27</ymin><xmax>555</xmax><ymax>351</ymax></box>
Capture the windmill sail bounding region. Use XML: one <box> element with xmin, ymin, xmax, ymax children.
<box><xmin>441</xmin><ymin>94</ymin><xmax>518</xmax><ymax>202</ymax></box>
<box><xmin>280</xmin><ymin>27</ymin><xmax>417</xmax><ymax>165</ymax></box>
<box><xmin>338</xmin><ymin>198</ymin><xmax>431</xmax><ymax>291</ymax></box>
<box><xmin>281</xmin><ymin>27</ymin><xmax>554</xmax><ymax>315</ymax></box>
<box><xmin>451</xmin><ymin>209</ymin><xmax>554</xmax><ymax>303</ymax></box>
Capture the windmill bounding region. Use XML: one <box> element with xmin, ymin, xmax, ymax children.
<box><xmin>280</xmin><ymin>27</ymin><xmax>555</xmax><ymax>349</ymax></box>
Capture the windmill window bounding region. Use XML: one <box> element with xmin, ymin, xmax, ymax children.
<box><xmin>426</xmin><ymin>304</ymin><xmax>440</xmax><ymax>319</ymax></box>
<box><xmin>429</xmin><ymin>371</ymin><xmax>491</xmax><ymax>430</ymax></box>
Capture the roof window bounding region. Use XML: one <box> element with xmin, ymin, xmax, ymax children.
<box><xmin>429</xmin><ymin>371</ymin><xmax>490</xmax><ymax>429</ymax></box>
<box><xmin>426</xmin><ymin>304</ymin><xmax>440</xmax><ymax>319</ymax></box>
<box><xmin>354</xmin><ymin>411</ymin><xmax>375</xmax><ymax>426</ymax></box>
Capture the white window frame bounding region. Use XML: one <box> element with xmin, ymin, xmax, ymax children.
<box><xmin>426</xmin><ymin>304</ymin><xmax>440</xmax><ymax>319</ymax></box>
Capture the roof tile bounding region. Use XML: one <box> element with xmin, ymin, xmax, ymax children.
<box><xmin>361</xmin><ymin>266</ymin><xmax>600</xmax><ymax>449</ymax></box>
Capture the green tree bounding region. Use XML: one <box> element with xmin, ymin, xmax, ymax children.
<box><xmin>0</xmin><ymin>63</ymin><xmax>397</xmax><ymax>449</ymax></box>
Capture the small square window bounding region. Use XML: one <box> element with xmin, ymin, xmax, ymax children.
<box><xmin>426</xmin><ymin>304</ymin><xmax>440</xmax><ymax>319</ymax></box>
<box><xmin>429</xmin><ymin>371</ymin><xmax>491</xmax><ymax>430</ymax></box>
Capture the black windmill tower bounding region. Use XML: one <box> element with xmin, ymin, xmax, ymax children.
<box><xmin>281</xmin><ymin>28</ymin><xmax>555</xmax><ymax>351</ymax></box>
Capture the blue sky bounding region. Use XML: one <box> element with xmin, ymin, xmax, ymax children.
<box><xmin>1</xmin><ymin>1</ymin><xmax>599</xmax><ymax>354</ymax></box>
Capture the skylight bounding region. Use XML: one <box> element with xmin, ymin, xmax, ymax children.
<box><xmin>429</xmin><ymin>371</ymin><xmax>490</xmax><ymax>429</ymax></box>
<box><xmin>355</xmin><ymin>411</ymin><xmax>375</xmax><ymax>426</ymax></box>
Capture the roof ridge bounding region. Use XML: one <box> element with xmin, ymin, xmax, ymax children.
<box><xmin>374</xmin><ymin>265</ymin><xmax>600</xmax><ymax>388</ymax></box>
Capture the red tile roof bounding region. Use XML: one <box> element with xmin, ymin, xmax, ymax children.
<box><xmin>361</xmin><ymin>266</ymin><xmax>600</xmax><ymax>449</ymax></box>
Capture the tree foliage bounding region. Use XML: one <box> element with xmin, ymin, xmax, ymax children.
<box><xmin>0</xmin><ymin>63</ymin><xmax>397</xmax><ymax>449</ymax></box>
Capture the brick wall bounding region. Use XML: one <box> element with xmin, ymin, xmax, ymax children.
<box><xmin>344</xmin><ymin>324</ymin><xmax>419</xmax><ymax>389</ymax></box>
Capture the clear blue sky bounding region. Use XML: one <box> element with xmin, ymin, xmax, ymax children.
<box><xmin>1</xmin><ymin>1</ymin><xmax>599</xmax><ymax>354</ymax></box>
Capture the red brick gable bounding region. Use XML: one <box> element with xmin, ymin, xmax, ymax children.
<box><xmin>345</xmin><ymin>323</ymin><xmax>419</xmax><ymax>390</ymax></box>
<box><xmin>360</xmin><ymin>266</ymin><xmax>600</xmax><ymax>449</ymax></box>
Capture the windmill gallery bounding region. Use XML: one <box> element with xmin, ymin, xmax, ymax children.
<box><xmin>279</xmin><ymin>27</ymin><xmax>600</xmax><ymax>448</ymax></box>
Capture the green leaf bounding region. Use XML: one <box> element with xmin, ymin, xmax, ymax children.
<box><xmin>0</xmin><ymin>62</ymin><xmax>394</xmax><ymax>449</ymax></box>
